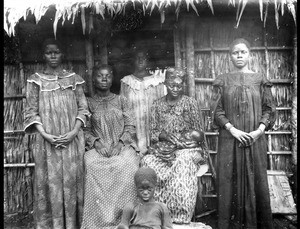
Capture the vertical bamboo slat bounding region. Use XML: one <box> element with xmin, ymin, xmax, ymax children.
<box><xmin>291</xmin><ymin>30</ymin><xmax>297</xmax><ymax>166</ymax></box>
<box><xmin>185</xmin><ymin>16</ymin><xmax>195</xmax><ymax>98</ymax></box>
<box><xmin>85</xmin><ymin>36</ymin><xmax>94</xmax><ymax>97</ymax></box>
<box><xmin>209</xmin><ymin>34</ymin><xmax>215</xmax><ymax>79</ymax></box>
<box><xmin>268</xmin><ymin>134</ymin><xmax>273</xmax><ymax>170</ymax></box>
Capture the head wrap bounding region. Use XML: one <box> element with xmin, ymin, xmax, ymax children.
<box><xmin>134</xmin><ymin>167</ymin><xmax>157</xmax><ymax>186</ymax></box>
<box><xmin>165</xmin><ymin>67</ymin><xmax>186</xmax><ymax>83</ymax></box>
<box><xmin>229</xmin><ymin>38</ymin><xmax>251</xmax><ymax>53</ymax></box>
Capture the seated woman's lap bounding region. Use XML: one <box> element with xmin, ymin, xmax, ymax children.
<box><xmin>140</xmin><ymin>149</ymin><xmax>201</xmax><ymax>223</ymax></box>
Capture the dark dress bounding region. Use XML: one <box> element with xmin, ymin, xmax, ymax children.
<box><xmin>212</xmin><ymin>72</ymin><xmax>276</xmax><ymax>229</ymax></box>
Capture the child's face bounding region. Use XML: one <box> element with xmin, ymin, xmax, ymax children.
<box><xmin>136</xmin><ymin>179</ymin><xmax>155</xmax><ymax>203</ymax></box>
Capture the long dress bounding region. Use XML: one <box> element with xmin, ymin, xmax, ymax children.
<box><xmin>24</xmin><ymin>70</ymin><xmax>90</xmax><ymax>229</ymax></box>
<box><xmin>141</xmin><ymin>95</ymin><xmax>208</xmax><ymax>224</ymax></box>
<box><xmin>81</xmin><ymin>93</ymin><xmax>140</xmax><ymax>229</ymax></box>
<box><xmin>212</xmin><ymin>72</ymin><xmax>276</xmax><ymax>229</ymax></box>
<box><xmin>120</xmin><ymin>73</ymin><xmax>166</xmax><ymax>153</ymax></box>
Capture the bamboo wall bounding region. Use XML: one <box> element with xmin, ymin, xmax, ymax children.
<box><xmin>174</xmin><ymin>14</ymin><xmax>296</xmax><ymax>214</ymax></box>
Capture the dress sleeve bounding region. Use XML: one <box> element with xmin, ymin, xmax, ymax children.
<box><xmin>160</xmin><ymin>203</ymin><xmax>173</xmax><ymax>229</ymax></box>
<box><xmin>149</xmin><ymin>100</ymin><xmax>161</xmax><ymax>144</ymax></box>
<box><xmin>83</xmin><ymin>98</ymin><xmax>99</xmax><ymax>150</ymax></box>
<box><xmin>260</xmin><ymin>77</ymin><xmax>276</xmax><ymax>131</ymax></box>
<box><xmin>74</xmin><ymin>83</ymin><xmax>90</xmax><ymax>127</ymax></box>
<box><xmin>24</xmin><ymin>78</ymin><xmax>43</xmax><ymax>134</ymax></box>
<box><xmin>119</xmin><ymin>96</ymin><xmax>138</xmax><ymax>150</ymax></box>
<box><xmin>212</xmin><ymin>75</ymin><xmax>230</xmax><ymax>128</ymax></box>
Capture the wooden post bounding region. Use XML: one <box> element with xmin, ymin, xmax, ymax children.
<box><xmin>99</xmin><ymin>44</ymin><xmax>108</xmax><ymax>65</ymax></box>
<box><xmin>173</xmin><ymin>23</ymin><xmax>181</xmax><ymax>69</ymax></box>
<box><xmin>291</xmin><ymin>29</ymin><xmax>297</xmax><ymax>166</ymax></box>
<box><xmin>85</xmin><ymin>36</ymin><xmax>94</xmax><ymax>97</ymax></box>
<box><xmin>291</xmin><ymin>28</ymin><xmax>297</xmax><ymax>197</ymax></box>
<box><xmin>185</xmin><ymin>16</ymin><xmax>195</xmax><ymax>98</ymax></box>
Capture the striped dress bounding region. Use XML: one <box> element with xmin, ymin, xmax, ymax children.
<box><xmin>120</xmin><ymin>72</ymin><xmax>166</xmax><ymax>154</ymax></box>
<box><xmin>24</xmin><ymin>70</ymin><xmax>90</xmax><ymax>229</ymax></box>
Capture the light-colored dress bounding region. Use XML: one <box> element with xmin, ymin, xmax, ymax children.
<box><xmin>120</xmin><ymin>73</ymin><xmax>166</xmax><ymax>153</ymax></box>
<box><xmin>81</xmin><ymin>94</ymin><xmax>139</xmax><ymax>229</ymax></box>
<box><xmin>24</xmin><ymin>70</ymin><xmax>90</xmax><ymax>229</ymax></box>
<box><xmin>141</xmin><ymin>95</ymin><xmax>208</xmax><ymax>224</ymax></box>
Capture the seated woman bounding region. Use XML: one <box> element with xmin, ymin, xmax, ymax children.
<box><xmin>141</xmin><ymin>67</ymin><xmax>209</xmax><ymax>225</ymax></box>
<box><xmin>81</xmin><ymin>64</ymin><xmax>140</xmax><ymax>229</ymax></box>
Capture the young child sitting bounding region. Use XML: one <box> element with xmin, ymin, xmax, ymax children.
<box><xmin>116</xmin><ymin>167</ymin><xmax>173</xmax><ymax>229</ymax></box>
<box><xmin>148</xmin><ymin>129</ymin><xmax>205</xmax><ymax>165</ymax></box>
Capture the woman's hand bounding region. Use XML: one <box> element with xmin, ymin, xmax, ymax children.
<box><xmin>229</xmin><ymin>126</ymin><xmax>253</xmax><ymax>147</ymax></box>
<box><xmin>94</xmin><ymin>141</ymin><xmax>109</xmax><ymax>157</ymax></box>
<box><xmin>159</xmin><ymin>130</ymin><xmax>177</xmax><ymax>145</ymax></box>
<box><xmin>41</xmin><ymin>132</ymin><xmax>60</xmax><ymax>144</ymax></box>
<box><xmin>248</xmin><ymin>129</ymin><xmax>263</xmax><ymax>144</ymax></box>
<box><xmin>111</xmin><ymin>142</ymin><xmax>124</xmax><ymax>157</ymax></box>
<box><xmin>181</xmin><ymin>141</ymin><xmax>199</xmax><ymax>148</ymax></box>
<box><xmin>55</xmin><ymin>129</ymin><xmax>79</xmax><ymax>145</ymax></box>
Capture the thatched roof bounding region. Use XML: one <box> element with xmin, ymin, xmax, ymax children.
<box><xmin>4</xmin><ymin>0</ymin><xmax>297</xmax><ymax>37</ymax></box>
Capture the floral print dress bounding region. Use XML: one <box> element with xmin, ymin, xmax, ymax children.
<box><xmin>141</xmin><ymin>95</ymin><xmax>208</xmax><ymax>224</ymax></box>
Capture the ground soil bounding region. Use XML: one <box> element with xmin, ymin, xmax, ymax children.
<box><xmin>4</xmin><ymin>211</ymin><xmax>297</xmax><ymax>229</ymax></box>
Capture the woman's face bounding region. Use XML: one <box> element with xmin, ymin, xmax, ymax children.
<box><xmin>134</xmin><ymin>52</ymin><xmax>148</xmax><ymax>71</ymax></box>
<box><xmin>230</xmin><ymin>43</ymin><xmax>250</xmax><ymax>69</ymax></box>
<box><xmin>44</xmin><ymin>44</ymin><xmax>63</xmax><ymax>69</ymax></box>
<box><xmin>94</xmin><ymin>68</ymin><xmax>113</xmax><ymax>91</ymax></box>
<box><xmin>165</xmin><ymin>77</ymin><xmax>184</xmax><ymax>99</ymax></box>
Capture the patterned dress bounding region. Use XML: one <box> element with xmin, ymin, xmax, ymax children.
<box><xmin>120</xmin><ymin>73</ymin><xmax>166</xmax><ymax>153</ymax></box>
<box><xmin>141</xmin><ymin>95</ymin><xmax>208</xmax><ymax>224</ymax></box>
<box><xmin>212</xmin><ymin>73</ymin><xmax>276</xmax><ymax>229</ymax></box>
<box><xmin>24</xmin><ymin>70</ymin><xmax>90</xmax><ymax>229</ymax></box>
<box><xmin>81</xmin><ymin>94</ymin><xmax>139</xmax><ymax>229</ymax></box>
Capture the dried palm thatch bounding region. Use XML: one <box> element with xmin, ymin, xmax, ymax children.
<box><xmin>4</xmin><ymin>0</ymin><xmax>297</xmax><ymax>38</ymax></box>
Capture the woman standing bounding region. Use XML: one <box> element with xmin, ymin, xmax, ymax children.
<box><xmin>81</xmin><ymin>65</ymin><xmax>139</xmax><ymax>229</ymax></box>
<box><xmin>120</xmin><ymin>50</ymin><xmax>166</xmax><ymax>155</ymax></box>
<box><xmin>24</xmin><ymin>38</ymin><xmax>90</xmax><ymax>228</ymax></box>
<box><xmin>141</xmin><ymin>67</ymin><xmax>208</xmax><ymax>225</ymax></box>
<box><xmin>212</xmin><ymin>38</ymin><xmax>276</xmax><ymax>229</ymax></box>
